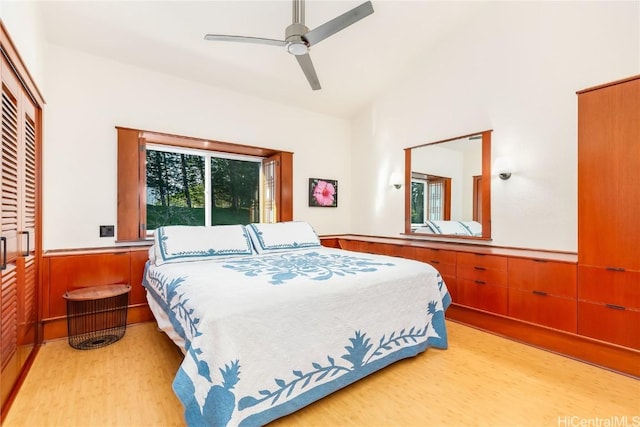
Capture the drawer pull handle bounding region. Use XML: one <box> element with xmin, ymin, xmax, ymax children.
<box><xmin>474</xmin><ymin>266</ymin><xmax>486</xmax><ymax>271</ymax></box>
<box><xmin>532</xmin><ymin>259</ymin><xmax>547</xmax><ymax>263</ymax></box>
<box><xmin>430</xmin><ymin>260</ymin><xmax>440</xmax><ymax>264</ymax></box>
<box><xmin>474</xmin><ymin>280</ymin><xmax>486</xmax><ymax>285</ymax></box>
<box><xmin>532</xmin><ymin>290</ymin><xmax>547</xmax><ymax>296</ymax></box>
<box><xmin>605</xmin><ymin>304</ymin><xmax>626</xmax><ymax>311</ymax></box>
<box><xmin>19</xmin><ymin>231</ymin><xmax>30</xmax><ymax>256</ymax></box>
<box><xmin>605</xmin><ymin>267</ymin><xmax>625</xmax><ymax>272</ymax></box>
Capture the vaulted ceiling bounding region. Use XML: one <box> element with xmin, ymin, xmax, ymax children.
<box><xmin>38</xmin><ymin>1</ymin><xmax>484</xmax><ymax>118</ymax></box>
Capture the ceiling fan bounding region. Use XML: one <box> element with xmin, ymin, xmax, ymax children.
<box><xmin>204</xmin><ymin>0</ymin><xmax>374</xmax><ymax>91</ymax></box>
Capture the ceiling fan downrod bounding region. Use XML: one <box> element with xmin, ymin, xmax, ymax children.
<box><xmin>286</xmin><ymin>0</ymin><xmax>310</xmax><ymax>56</ymax></box>
<box><xmin>292</xmin><ymin>0</ymin><xmax>305</xmax><ymax>24</ymax></box>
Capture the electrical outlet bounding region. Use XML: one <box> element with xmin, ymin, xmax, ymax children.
<box><xmin>99</xmin><ymin>225</ymin><xmax>115</xmax><ymax>237</ymax></box>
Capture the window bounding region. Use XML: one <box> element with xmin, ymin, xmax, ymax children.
<box><xmin>411</xmin><ymin>172</ymin><xmax>451</xmax><ymax>224</ymax></box>
<box><xmin>145</xmin><ymin>145</ymin><xmax>261</xmax><ymax>231</ymax></box>
<box><xmin>427</xmin><ymin>178</ymin><xmax>445</xmax><ymax>220</ymax></box>
<box><xmin>116</xmin><ymin>127</ymin><xmax>293</xmax><ymax>241</ymax></box>
<box><xmin>411</xmin><ymin>178</ymin><xmax>427</xmax><ymax>225</ymax></box>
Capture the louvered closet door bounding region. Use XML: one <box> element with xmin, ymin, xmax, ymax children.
<box><xmin>0</xmin><ymin>263</ymin><xmax>18</xmax><ymax>406</ymax></box>
<box><xmin>1</xmin><ymin>57</ymin><xmax>20</xmax><ymax>263</ymax></box>
<box><xmin>0</xmin><ymin>55</ymin><xmax>21</xmax><ymax>410</ymax></box>
<box><xmin>0</xmin><ymin>52</ymin><xmax>39</xmax><ymax>408</ymax></box>
<box><xmin>21</xmin><ymin>99</ymin><xmax>37</xmax><ymax>256</ymax></box>
<box><xmin>17</xmin><ymin>256</ymin><xmax>35</xmax><ymax>366</ymax></box>
<box><xmin>17</xmin><ymin>94</ymin><xmax>37</xmax><ymax>367</ymax></box>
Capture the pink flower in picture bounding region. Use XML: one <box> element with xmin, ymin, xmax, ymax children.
<box><xmin>312</xmin><ymin>179</ymin><xmax>336</xmax><ymax>206</ymax></box>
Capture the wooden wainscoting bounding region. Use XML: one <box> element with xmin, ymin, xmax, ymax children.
<box><xmin>41</xmin><ymin>246</ymin><xmax>153</xmax><ymax>341</ymax></box>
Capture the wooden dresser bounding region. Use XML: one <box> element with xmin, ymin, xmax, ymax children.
<box><xmin>507</xmin><ymin>257</ymin><xmax>577</xmax><ymax>333</ymax></box>
<box><xmin>457</xmin><ymin>252</ymin><xmax>509</xmax><ymax>315</ymax></box>
<box><xmin>321</xmin><ymin>234</ymin><xmax>638</xmax><ymax>378</ymax></box>
<box><xmin>577</xmin><ymin>75</ymin><xmax>640</xmax><ymax>350</ymax></box>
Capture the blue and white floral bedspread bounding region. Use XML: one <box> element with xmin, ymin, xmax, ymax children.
<box><xmin>143</xmin><ymin>247</ymin><xmax>451</xmax><ymax>427</ymax></box>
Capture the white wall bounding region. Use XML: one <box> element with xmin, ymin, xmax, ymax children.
<box><xmin>3</xmin><ymin>1</ymin><xmax>639</xmax><ymax>252</ymax></box>
<box><xmin>41</xmin><ymin>43</ymin><xmax>351</xmax><ymax>250</ymax></box>
<box><xmin>350</xmin><ymin>1</ymin><xmax>640</xmax><ymax>252</ymax></box>
<box><xmin>412</xmin><ymin>146</ymin><xmax>465</xmax><ymax>219</ymax></box>
<box><xmin>0</xmin><ymin>1</ymin><xmax>46</xmax><ymax>93</ymax></box>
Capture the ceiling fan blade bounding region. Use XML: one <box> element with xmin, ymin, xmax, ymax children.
<box><xmin>303</xmin><ymin>1</ymin><xmax>374</xmax><ymax>46</ymax></box>
<box><xmin>204</xmin><ymin>34</ymin><xmax>286</xmax><ymax>47</ymax></box>
<box><xmin>295</xmin><ymin>54</ymin><xmax>321</xmax><ymax>90</ymax></box>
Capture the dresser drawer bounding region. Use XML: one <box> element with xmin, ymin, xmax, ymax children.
<box><xmin>457</xmin><ymin>264</ymin><xmax>508</xmax><ymax>287</ymax></box>
<box><xmin>414</xmin><ymin>247</ymin><xmax>457</xmax><ymax>265</ymax></box>
<box><xmin>578</xmin><ymin>301</ymin><xmax>640</xmax><ymax>349</ymax></box>
<box><xmin>508</xmin><ymin>288</ymin><xmax>577</xmax><ymax>333</ymax></box>
<box><xmin>457</xmin><ymin>252</ymin><xmax>508</xmax><ymax>270</ymax></box>
<box><xmin>457</xmin><ymin>278</ymin><xmax>508</xmax><ymax>315</ymax></box>
<box><xmin>508</xmin><ymin>258</ymin><xmax>577</xmax><ymax>298</ymax></box>
<box><xmin>442</xmin><ymin>275</ymin><xmax>457</xmax><ymax>303</ymax></box>
<box><xmin>425</xmin><ymin>261</ymin><xmax>456</xmax><ymax>278</ymax></box>
<box><xmin>578</xmin><ymin>266</ymin><xmax>640</xmax><ymax>309</ymax></box>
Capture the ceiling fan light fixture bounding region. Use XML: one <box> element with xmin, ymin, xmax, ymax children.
<box><xmin>287</xmin><ymin>41</ymin><xmax>308</xmax><ymax>56</ymax></box>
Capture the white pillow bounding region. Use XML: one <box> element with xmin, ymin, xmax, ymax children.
<box><xmin>247</xmin><ymin>221</ymin><xmax>321</xmax><ymax>254</ymax></box>
<box><xmin>458</xmin><ymin>221</ymin><xmax>482</xmax><ymax>236</ymax></box>
<box><xmin>154</xmin><ymin>224</ymin><xmax>254</xmax><ymax>265</ymax></box>
<box><xmin>148</xmin><ymin>244</ymin><xmax>156</xmax><ymax>264</ymax></box>
<box><xmin>428</xmin><ymin>220</ymin><xmax>471</xmax><ymax>236</ymax></box>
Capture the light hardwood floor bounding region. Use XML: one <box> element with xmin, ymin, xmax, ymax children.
<box><xmin>4</xmin><ymin>321</ymin><xmax>639</xmax><ymax>427</ymax></box>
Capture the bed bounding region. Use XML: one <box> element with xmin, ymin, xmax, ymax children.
<box><xmin>142</xmin><ymin>222</ymin><xmax>451</xmax><ymax>426</ymax></box>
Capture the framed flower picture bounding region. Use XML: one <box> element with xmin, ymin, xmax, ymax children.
<box><xmin>309</xmin><ymin>178</ymin><xmax>338</xmax><ymax>207</ymax></box>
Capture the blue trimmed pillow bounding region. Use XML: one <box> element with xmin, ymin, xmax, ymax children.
<box><xmin>154</xmin><ymin>224</ymin><xmax>254</xmax><ymax>265</ymax></box>
<box><xmin>246</xmin><ymin>221</ymin><xmax>321</xmax><ymax>254</ymax></box>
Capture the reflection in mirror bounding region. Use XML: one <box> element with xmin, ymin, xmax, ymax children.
<box><xmin>404</xmin><ymin>130</ymin><xmax>492</xmax><ymax>239</ymax></box>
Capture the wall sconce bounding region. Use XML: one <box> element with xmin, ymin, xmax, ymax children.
<box><xmin>493</xmin><ymin>157</ymin><xmax>512</xmax><ymax>180</ymax></box>
<box><xmin>389</xmin><ymin>172</ymin><xmax>404</xmax><ymax>189</ymax></box>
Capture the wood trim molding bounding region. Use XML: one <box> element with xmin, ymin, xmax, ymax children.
<box><xmin>320</xmin><ymin>234</ymin><xmax>578</xmax><ymax>263</ymax></box>
<box><xmin>116</xmin><ymin>126</ymin><xmax>294</xmax><ymax>241</ymax></box>
<box><xmin>117</xmin><ymin>128</ymin><xmax>142</xmax><ymax>241</ymax></box>
<box><xmin>576</xmin><ymin>74</ymin><xmax>640</xmax><ymax>95</ymax></box>
<box><xmin>43</xmin><ymin>244</ymin><xmax>151</xmax><ymax>257</ymax></box>
<box><xmin>404</xmin><ymin>149</ymin><xmax>411</xmax><ymax>234</ymax></box>
<box><xmin>446</xmin><ymin>304</ymin><xmax>639</xmax><ymax>378</ymax></box>
<box><xmin>481</xmin><ymin>130</ymin><xmax>492</xmax><ymax>238</ymax></box>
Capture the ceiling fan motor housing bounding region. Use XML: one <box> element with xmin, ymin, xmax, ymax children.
<box><xmin>285</xmin><ymin>23</ymin><xmax>310</xmax><ymax>55</ymax></box>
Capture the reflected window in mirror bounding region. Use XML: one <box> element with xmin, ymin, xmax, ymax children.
<box><xmin>411</xmin><ymin>173</ymin><xmax>451</xmax><ymax>226</ymax></box>
<box><xmin>404</xmin><ymin>130</ymin><xmax>492</xmax><ymax>239</ymax></box>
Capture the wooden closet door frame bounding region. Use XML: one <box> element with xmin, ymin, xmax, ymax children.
<box><xmin>0</xmin><ymin>20</ymin><xmax>45</xmax><ymax>421</ymax></box>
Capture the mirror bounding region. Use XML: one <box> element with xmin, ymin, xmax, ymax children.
<box><xmin>404</xmin><ymin>130</ymin><xmax>492</xmax><ymax>239</ymax></box>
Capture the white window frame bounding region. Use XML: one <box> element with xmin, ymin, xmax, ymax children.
<box><xmin>411</xmin><ymin>178</ymin><xmax>429</xmax><ymax>227</ymax></box>
<box><xmin>145</xmin><ymin>143</ymin><xmax>263</xmax><ymax>236</ymax></box>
